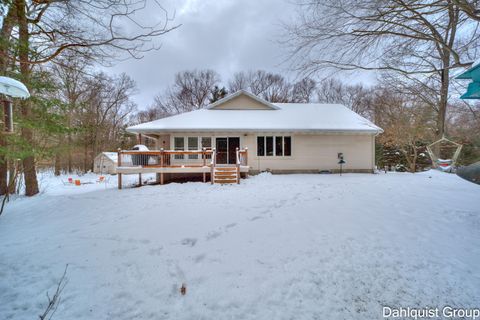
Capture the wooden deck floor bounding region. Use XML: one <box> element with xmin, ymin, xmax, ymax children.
<box><xmin>116</xmin><ymin>165</ymin><xmax>249</xmax><ymax>174</ymax></box>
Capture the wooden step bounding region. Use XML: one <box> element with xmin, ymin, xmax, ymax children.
<box><xmin>214</xmin><ymin>171</ymin><xmax>237</xmax><ymax>176</ymax></box>
<box><xmin>214</xmin><ymin>176</ymin><xmax>238</xmax><ymax>181</ymax></box>
<box><xmin>214</xmin><ymin>167</ymin><xmax>237</xmax><ymax>171</ymax></box>
<box><xmin>214</xmin><ymin>179</ymin><xmax>238</xmax><ymax>184</ymax></box>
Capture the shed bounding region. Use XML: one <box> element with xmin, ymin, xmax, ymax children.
<box><xmin>94</xmin><ymin>152</ymin><xmax>118</xmax><ymax>174</ymax></box>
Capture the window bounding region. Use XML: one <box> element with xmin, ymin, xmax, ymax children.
<box><xmin>201</xmin><ymin>137</ymin><xmax>212</xmax><ymax>159</ymax></box>
<box><xmin>257</xmin><ymin>136</ymin><xmax>292</xmax><ymax>157</ymax></box>
<box><xmin>188</xmin><ymin>137</ymin><xmax>198</xmax><ymax>159</ymax></box>
<box><xmin>284</xmin><ymin>136</ymin><xmax>291</xmax><ymax>156</ymax></box>
<box><xmin>257</xmin><ymin>136</ymin><xmax>265</xmax><ymax>156</ymax></box>
<box><xmin>266</xmin><ymin>136</ymin><xmax>274</xmax><ymax>156</ymax></box>
<box><xmin>201</xmin><ymin>137</ymin><xmax>212</xmax><ymax>149</ymax></box>
<box><xmin>275</xmin><ymin>137</ymin><xmax>283</xmax><ymax>156</ymax></box>
<box><xmin>174</xmin><ymin>137</ymin><xmax>184</xmax><ymax>159</ymax></box>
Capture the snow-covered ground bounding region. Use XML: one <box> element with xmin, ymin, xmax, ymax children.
<box><xmin>31</xmin><ymin>171</ymin><xmax>156</xmax><ymax>196</ymax></box>
<box><xmin>1</xmin><ymin>171</ymin><xmax>479</xmax><ymax>320</ymax></box>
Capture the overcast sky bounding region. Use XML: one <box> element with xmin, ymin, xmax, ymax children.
<box><xmin>109</xmin><ymin>0</ymin><xmax>374</xmax><ymax>109</ymax></box>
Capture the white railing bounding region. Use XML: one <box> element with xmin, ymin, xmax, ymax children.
<box><xmin>236</xmin><ymin>147</ymin><xmax>240</xmax><ymax>184</ymax></box>
<box><xmin>210</xmin><ymin>147</ymin><xmax>216</xmax><ymax>185</ymax></box>
<box><xmin>117</xmin><ymin>149</ymin><xmax>213</xmax><ymax>168</ymax></box>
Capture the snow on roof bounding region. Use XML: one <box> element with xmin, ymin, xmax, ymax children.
<box><xmin>127</xmin><ymin>102</ymin><xmax>383</xmax><ymax>134</ymax></box>
<box><xmin>100</xmin><ymin>152</ymin><xmax>118</xmax><ymax>162</ymax></box>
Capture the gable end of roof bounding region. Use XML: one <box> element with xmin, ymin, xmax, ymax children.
<box><xmin>206</xmin><ymin>89</ymin><xmax>280</xmax><ymax>110</ymax></box>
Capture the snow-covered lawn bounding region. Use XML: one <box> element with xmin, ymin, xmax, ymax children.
<box><xmin>1</xmin><ymin>171</ymin><xmax>479</xmax><ymax>320</ymax></box>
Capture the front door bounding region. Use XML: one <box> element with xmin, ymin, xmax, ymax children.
<box><xmin>228</xmin><ymin>137</ymin><xmax>240</xmax><ymax>164</ymax></box>
<box><xmin>215</xmin><ymin>137</ymin><xmax>240</xmax><ymax>164</ymax></box>
<box><xmin>216</xmin><ymin>138</ymin><xmax>228</xmax><ymax>164</ymax></box>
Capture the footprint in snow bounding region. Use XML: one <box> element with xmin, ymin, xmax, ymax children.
<box><xmin>194</xmin><ymin>254</ymin><xmax>206</xmax><ymax>263</ymax></box>
<box><xmin>181</xmin><ymin>238</ymin><xmax>197</xmax><ymax>247</ymax></box>
<box><xmin>205</xmin><ymin>231</ymin><xmax>222</xmax><ymax>241</ymax></box>
<box><xmin>148</xmin><ymin>246</ymin><xmax>163</xmax><ymax>256</ymax></box>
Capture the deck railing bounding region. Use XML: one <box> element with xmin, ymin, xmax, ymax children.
<box><xmin>118</xmin><ymin>147</ymin><xmax>248</xmax><ymax>168</ymax></box>
<box><xmin>210</xmin><ymin>148</ymin><xmax>216</xmax><ymax>185</ymax></box>
<box><xmin>238</xmin><ymin>147</ymin><xmax>248</xmax><ymax>166</ymax></box>
<box><xmin>117</xmin><ymin>147</ymin><xmax>248</xmax><ymax>189</ymax></box>
<box><xmin>118</xmin><ymin>149</ymin><xmax>214</xmax><ymax>168</ymax></box>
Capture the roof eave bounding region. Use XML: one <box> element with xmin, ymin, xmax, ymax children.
<box><xmin>126</xmin><ymin>127</ymin><xmax>382</xmax><ymax>134</ymax></box>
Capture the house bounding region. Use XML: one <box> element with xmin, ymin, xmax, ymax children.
<box><xmin>93</xmin><ymin>152</ymin><xmax>118</xmax><ymax>174</ymax></box>
<box><xmin>120</xmin><ymin>90</ymin><xmax>383</xmax><ymax>186</ymax></box>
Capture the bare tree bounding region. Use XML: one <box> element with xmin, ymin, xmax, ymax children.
<box><xmin>228</xmin><ymin>70</ymin><xmax>272</xmax><ymax>96</ymax></box>
<box><xmin>446</xmin><ymin>101</ymin><xmax>480</xmax><ymax>164</ymax></box>
<box><xmin>134</xmin><ymin>105</ymin><xmax>170</xmax><ymax>124</ymax></box>
<box><xmin>80</xmin><ymin>72</ymin><xmax>137</xmax><ymax>172</ymax></box>
<box><xmin>286</xmin><ymin>0</ymin><xmax>479</xmax><ymax>141</ymax></box>
<box><xmin>317</xmin><ymin>79</ymin><xmax>374</xmax><ymax>118</ymax></box>
<box><xmin>227</xmin><ymin>70</ymin><xmax>292</xmax><ymax>102</ymax></box>
<box><xmin>262</xmin><ymin>73</ymin><xmax>292</xmax><ymax>102</ymax></box>
<box><xmin>228</xmin><ymin>72</ymin><xmax>250</xmax><ymax>93</ymax></box>
<box><xmin>1</xmin><ymin>0</ymin><xmax>178</xmax><ymax>195</ymax></box>
<box><xmin>51</xmin><ymin>55</ymin><xmax>92</xmax><ymax>174</ymax></box>
<box><xmin>452</xmin><ymin>0</ymin><xmax>480</xmax><ymax>21</ymax></box>
<box><xmin>375</xmin><ymin>87</ymin><xmax>435</xmax><ymax>172</ymax></box>
<box><xmin>291</xmin><ymin>77</ymin><xmax>316</xmax><ymax>102</ymax></box>
<box><xmin>153</xmin><ymin>70</ymin><xmax>220</xmax><ymax>115</ymax></box>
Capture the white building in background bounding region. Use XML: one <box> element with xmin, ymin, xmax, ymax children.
<box><xmin>93</xmin><ymin>152</ymin><xmax>118</xmax><ymax>174</ymax></box>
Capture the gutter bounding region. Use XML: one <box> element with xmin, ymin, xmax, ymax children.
<box><xmin>126</xmin><ymin>128</ymin><xmax>383</xmax><ymax>134</ymax></box>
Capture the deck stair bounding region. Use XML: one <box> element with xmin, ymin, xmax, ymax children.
<box><xmin>213</xmin><ymin>166</ymin><xmax>238</xmax><ymax>184</ymax></box>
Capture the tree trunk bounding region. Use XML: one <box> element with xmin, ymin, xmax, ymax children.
<box><xmin>83</xmin><ymin>142</ymin><xmax>88</xmax><ymax>173</ymax></box>
<box><xmin>436</xmin><ymin>68</ymin><xmax>450</xmax><ymax>140</ymax></box>
<box><xmin>67</xmin><ymin>132</ymin><xmax>73</xmax><ymax>173</ymax></box>
<box><xmin>0</xmin><ymin>133</ymin><xmax>7</xmax><ymax>195</ymax></box>
<box><xmin>54</xmin><ymin>152</ymin><xmax>62</xmax><ymax>176</ymax></box>
<box><xmin>410</xmin><ymin>148</ymin><xmax>418</xmax><ymax>173</ymax></box>
<box><xmin>17</xmin><ymin>0</ymin><xmax>39</xmax><ymax>196</ymax></box>
<box><xmin>8</xmin><ymin>158</ymin><xmax>17</xmax><ymax>194</ymax></box>
<box><xmin>54</xmin><ymin>135</ymin><xmax>64</xmax><ymax>176</ymax></box>
<box><xmin>0</xmin><ymin>3</ymin><xmax>16</xmax><ymax>195</ymax></box>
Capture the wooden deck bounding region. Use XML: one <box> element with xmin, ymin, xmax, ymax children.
<box><xmin>116</xmin><ymin>148</ymin><xmax>249</xmax><ymax>188</ymax></box>
<box><xmin>116</xmin><ymin>165</ymin><xmax>249</xmax><ymax>174</ymax></box>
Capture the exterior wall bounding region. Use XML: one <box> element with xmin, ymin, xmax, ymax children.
<box><xmin>94</xmin><ymin>155</ymin><xmax>117</xmax><ymax>174</ymax></box>
<box><xmin>210</xmin><ymin>95</ymin><xmax>274</xmax><ymax>110</ymax></box>
<box><xmin>155</xmin><ymin>134</ymin><xmax>171</xmax><ymax>149</ymax></box>
<box><xmin>165</xmin><ymin>132</ymin><xmax>376</xmax><ymax>173</ymax></box>
<box><xmin>244</xmin><ymin>133</ymin><xmax>375</xmax><ymax>172</ymax></box>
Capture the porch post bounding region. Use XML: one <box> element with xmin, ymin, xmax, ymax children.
<box><xmin>211</xmin><ymin>147</ymin><xmax>216</xmax><ymax>184</ymax></box>
<box><xmin>202</xmin><ymin>147</ymin><xmax>206</xmax><ymax>183</ymax></box>
<box><xmin>245</xmin><ymin>147</ymin><xmax>249</xmax><ymax>178</ymax></box>
<box><xmin>117</xmin><ymin>148</ymin><xmax>122</xmax><ymax>189</ymax></box>
<box><xmin>160</xmin><ymin>148</ymin><xmax>164</xmax><ymax>185</ymax></box>
<box><xmin>236</xmin><ymin>147</ymin><xmax>240</xmax><ymax>184</ymax></box>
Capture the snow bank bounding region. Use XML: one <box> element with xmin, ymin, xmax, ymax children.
<box><xmin>0</xmin><ymin>171</ymin><xmax>479</xmax><ymax>319</ymax></box>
